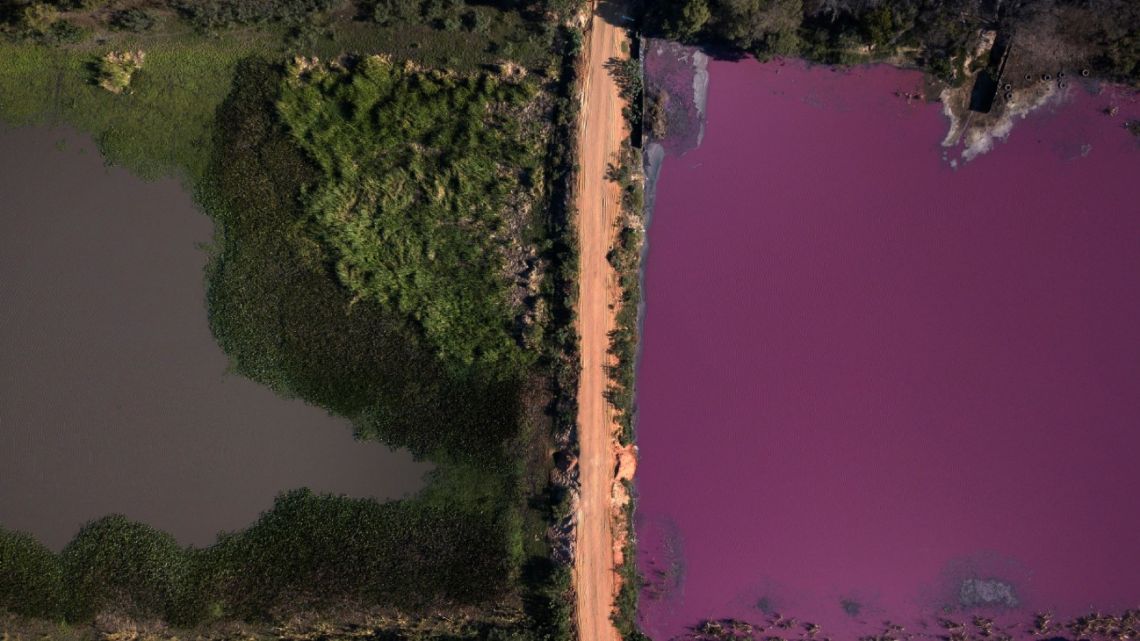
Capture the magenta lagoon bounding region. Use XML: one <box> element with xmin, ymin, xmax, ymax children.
<box><xmin>635</xmin><ymin>53</ymin><xmax>1140</xmax><ymax>640</ymax></box>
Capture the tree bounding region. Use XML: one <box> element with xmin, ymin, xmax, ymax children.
<box><xmin>669</xmin><ymin>0</ymin><xmax>712</xmax><ymax>40</ymax></box>
<box><xmin>61</xmin><ymin>515</ymin><xmax>189</xmax><ymax>620</ymax></box>
<box><xmin>109</xmin><ymin>8</ymin><xmax>155</xmax><ymax>31</ymax></box>
<box><xmin>0</xmin><ymin>529</ymin><xmax>63</xmax><ymax>618</ymax></box>
<box><xmin>370</xmin><ymin>0</ymin><xmax>421</xmax><ymax>25</ymax></box>
<box><xmin>711</xmin><ymin>0</ymin><xmax>803</xmax><ymax>53</ymax></box>
<box><xmin>864</xmin><ymin>4</ymin><xmax>895</xmax><ymax>49</ymax></box>
<box><xmin>51</xmin><ymin>0</ymin><xmax>110</xmax><ymax>8</ymax></box>
<box><xmin>20</xmin><ymin>3</ymin><xmax>58</xmax><ymax>34</ymax></box>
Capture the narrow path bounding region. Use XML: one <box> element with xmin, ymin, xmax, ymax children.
<box><xmin>573</xmin><ymin>2</ymin><xmax>630</xmax><ymax>641</ymax></box>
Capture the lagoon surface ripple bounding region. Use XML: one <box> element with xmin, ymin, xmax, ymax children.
<box><xmin>636</xmin><ymin>60</ymin><xmax>1140</xmax><ymax>639</ymax></box>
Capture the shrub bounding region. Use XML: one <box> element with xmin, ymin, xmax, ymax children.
<box><xmin>651</xmin><ymin>0</ymin><xmax>711</xmax><ymax>41</ymax></box>
<box><xmin>276</xmin><ymin>55</ymin><xmax>543</xmax><ymax>372</ymax></box>
<box><xmin>213</xmin><ymin>490</ymin><xmax>516</xmax><ymax>615</ymax></box>
<box><xmin>465</xmin><ymin>9</ymin><xmax>490</xmax><ymax>33</ymax></box>
<box><xmin>169</xmin><ymin>0</ymin><xmax>334</xmax><ymax>31</ymax></box>
<box><xmin>61</xmin><ymin>515</ymin><xmax>189</xmax><ymax>620</ymax></box>
<box><xmin>94</xmin><ymin>50</ymin><xmax>145</xmax><ymax>94</ymax></box>
<box><xmin>1100</xmin><ymin>28</ymin><xmax>1140</xmax><ymax>81</ymax></box>
<box><xmin>368</xmin><ymin>0</ymin><xmax>422</xmax><ymax>25</ymax></box>
<box><xmin>39</xmin><ymin>18</ymin><xmax>86</xmax><ymax>44</ymax></box>
<box><xmin>422</xmin><ymin>0</ymin><xmax>461</xmax><ymax>20</ymax></box>
<box><xmin>19</xmin><ymin>3</ymin><xmax>58</xmax><ymax>34</ymax></box>
<box><xmin>0</xmin><ymin>529</ymin><xmax>63</xmax><ymax>618</ymax></box>
<box><xmin>109</xmin><ymin>8</ymin><xmax>155</xmax><ymax>32</ymax></box>
<box><xmin>204</xmin><ymin>58</ymin><xmax>528</xmax><ymax>461</ymax></box>
<box><xmin>440</xmin><ymin>12</ymin><xmax>461</xmax><ymax>30</ymax></box>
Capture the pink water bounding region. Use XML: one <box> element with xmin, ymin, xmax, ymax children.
<box><xmin>636</xmin><ymin>59</ymin><xmax>1140</xmax><ymax>639</ymax></box>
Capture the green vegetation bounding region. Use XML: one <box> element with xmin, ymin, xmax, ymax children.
<box><xmin>1</xmin><ymin>493</ymin><xmax>519</xmax><ymax>626</ymax></box>
<box><xmin>18</xmin><ymin>3</ymin><xmax>59</xmax><ymax>34</ymax></box>
<box><xmin>645</xmin><ymin>0</ymin><xmax>1140</xmax><ymax>85</ymax></box>
<box><xmin>61</xmin><ymin>516</ymin><xmax>190</xmax><ymax>622</ymax></box>
<box><xmin>203</xmin><ymin>57</ymin><xmax>528</xmax><ymax>462</ymax></box>
<box><xmin>277</xmin><ymin>55</ymin><xmax>544</xmax><ymax>371</ymax></box>
<box><xmin>198</xmin><ymin>49</ymin><xmax>566</xmax><ymax>629</ymax></box>
<box><xmin>514</xmin><ymin>27</ymin><xmax>583</xmax><ymax>641</ymax></box>
<box><xmin>604</xmin><ymin>142</ymin><xmax>644</xmax><ymax>448</ymax></box>
<box><xmin>0</xmin><ymin>530</ymin><xmax>63</xmax><ymax>619</ymax></box>
<box><xmin>216</xmin><ymin>490</ymin><xmax>517</xmax><ymax>616</ymax></box>
<box><xmin>108</xmin><ymin>8</ymin><xmax>155</xmax><ymax>32</ymax></box>
<box><xmin>0</xmin><ymin>1</ymin><xmax>587</xmax><ymax>638</ymax></box>
<box><xmin>169</xmin><ymin>0</ymin><xmax>334</xmax><ymax>31</ymax></box>
<box><xmin>613</xmin><ymin>484</ymin><xmax>650</xmax><ymax>641</ymax></box>
<box><xmin>0</xmin><ymin>0</ymin><xmax>574</xmax><ymax>179</ymax></box>
<box><xmin>93</xmin><ymin>49</ymin><xmax>144</xmax><ymax>93</ymax></box>
<box><xmin>602</xmin><ymin>37</ymin><xmax>649</xmax><ymax>641</ymax></box>
<box><xmin>606</xmin><ymin>55</ymin><xmax>644</xmax><ymax>132</ymax></box>
<box><xmin>0</xmin><ymin>35</ymin><xmax>258</xmax><ymax>180</ymax></box>
<box><xmin>199</xmin><ymin>47</ymin><xmax>585</xmax><ymax>634</ymax></box>
<box><xmin>541</xmin><ymin>26</ymin><xmax>583</xmax><ymax>462</ymax></box>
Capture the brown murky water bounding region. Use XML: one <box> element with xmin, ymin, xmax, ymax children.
<box><xmin>0</xmin><ymin>126</ymin><xmax>430</xmax><ymax>550</ymax></box>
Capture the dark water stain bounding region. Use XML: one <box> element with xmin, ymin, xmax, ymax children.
<box><xmin>840</xmin><ymin>598</ymin><xmax>862</xmax><ymax>618</ymax></box>
<box><xmin>0</xmin><ymin>126</ymin><xmax>430</xmax><ymax>550</ymax></box>
<box><xmin>638</xmin><ymin>513</ymin><xmax>687</xmax><ymax>604</ymax></box>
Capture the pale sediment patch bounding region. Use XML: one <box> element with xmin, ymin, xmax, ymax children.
<box><xmin>645</xmin><ymin>38</ymin><xmax>709</xmax><ymax>156</ymax></box>
<box><xmin>692</xmin><ymin>49</ymin><xmax>710</xmax><ymax>148</ymax></box>
<box><xmin>642</xmin><ymin>141</ymin><xmax>666</xmax><ymax>219</ymax></box>
<box><xmin>643</xmin><ymin>39</ymin><xmax>709</xmax><ymax>221</ymax></box>
<box><xmin>942</xmin><ymin>82</ymin><xmax>1062</xmax><ymax>162</ymax></box>
<box><xmin>611</xmin><ymin>443</ymin><xmax>638</xmax><ymax>585</ymax></box>
<box><xmin>965</xmin><ymin>86</ymin><xmax>1061</xmax><ymax>161</ymax></box>
<box><xmin>940</xmin><ymin>88</ymin><xmax>967</xmax><ymax>148</ymax></box>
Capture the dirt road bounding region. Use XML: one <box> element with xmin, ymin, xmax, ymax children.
<box><xmin>573</xmin><ymin>3</ymin><xmax>630</xmax><ymax>641</ymax></box>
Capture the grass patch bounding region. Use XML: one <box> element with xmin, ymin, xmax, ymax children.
<box><xmin>0</xmin><ymin>1</ymin><xmax>563</xmax><ymax>182</ymax></box>
<box><xmin>0</xmin><ymin>34</ymin><xmax>263</xmax><ymax>181</ymax></box>
<box><xmin>93</xmin><ymin>49</ymin><xmax>145</xmax><ymax>93</ymax></box>
<box><xmin>308</xmin><ymin>8</ymin><xmax>556</xmax><ymax>73</ymax></box>
<box><xmin>1</xmin><ymin>492</ymin><xmax>519</xmax><ymax>625</ymax></box>
<box><xmin>202</xmin><ymin>57</ymin><xmax>530</xmax><ymax>463</ymax></box>
<box><xmin>276</xmin><ymin>55</ymin><xmax>545</xmax><ymax>371</ymax></box>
